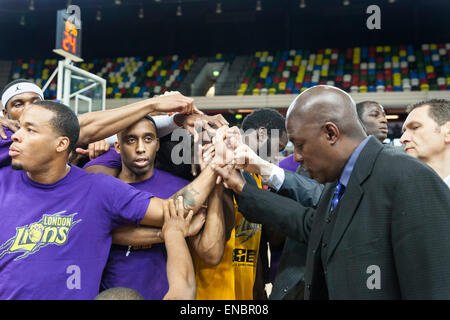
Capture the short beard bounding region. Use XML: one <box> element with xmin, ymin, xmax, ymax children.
<box><xmin>11</xmin><ymin>163</ymin><xmax>24</xmax><ymax>171</ymax></box>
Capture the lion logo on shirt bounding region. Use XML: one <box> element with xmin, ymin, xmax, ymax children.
<box><xmin>0</xmin><ymin>211</ymin><xmax>81</xmax><ymax>261</ymax></box>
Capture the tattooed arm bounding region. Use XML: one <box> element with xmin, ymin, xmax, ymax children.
<box><xmin>139</xmin><ymin>165</ymin><xmax>218</xmax><ymax>227</ymax></box>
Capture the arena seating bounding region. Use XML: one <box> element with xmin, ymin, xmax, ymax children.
<box><xmin>10</xmin><ymin>54</ymin><xmax>197</xmax><ymax>100</ymax></box>
<box><xmin>238</xmin><ymin>43</ymin><xmax>450</xmax><ymax>96</ymax></box>
<box><xmin>9</xmin><ymin>43</ymin><xmax>450</xmax><ymax>99</ymax></box>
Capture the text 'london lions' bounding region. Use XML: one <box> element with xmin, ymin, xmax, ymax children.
<box><xmin>0</xmin><ymin>211</ymin><xmax>81</xmax><ymax>261</ymax></box>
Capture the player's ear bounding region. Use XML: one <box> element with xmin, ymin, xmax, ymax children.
<box><xmin>444</xmin><ymin>121</ymin><xmax>450</xmax><ymax>144</ymax></box>
<box><xmin>114</xmin><ymin>141</ymin><xmax>121</xmax><ymax>154</ymax></box>
<box><xmin>56</xmin><ymin>136</ymin><xmax>70</xmax><ymax>153</ymax></box>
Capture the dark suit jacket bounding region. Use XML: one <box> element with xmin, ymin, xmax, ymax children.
<box><xmin>242</xmin><ymin>169</ymin><xmax>324</xmax><ymax>300</ymax></box>
<box><xmin>237</xmin><ymin>136</ymin><xmax>450</xmax><ymax>299</ymax></box>
<box><xmin>269</xmin><ymin>170</ymin><xmax>324</xmax><ymax>300</ymax></box>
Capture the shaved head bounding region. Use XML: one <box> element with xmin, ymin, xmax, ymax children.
<box><xmin>286</xmin><ymin>85</ymin><xmax>367</xmax><ymax>183</ymax></box>
<box><xmin>287</xmin><ymin>85</ymin><xmax>365</xmax><ymax>140</ymax></box>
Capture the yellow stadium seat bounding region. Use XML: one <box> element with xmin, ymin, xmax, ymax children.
<box><xmin>359</xmin><ymin>86</ymin><xmax>368</xmax><ymax>93</ymax></box>
<box><xmin>147</xmin><ymin>56</ymin><xmax>154</xmax><ymax>62</ymax></box>
<box><xmin>426</xmin><ymin>65</ymin><xmax>434</xmax><ymax>73</ymax></box>
<box><xmin>420</xmin><ymin>84</ymin><xmax>429</xmax><ymax>91</ymax></box>
<box><xmin>114</xmin><ymin>93</ymin><xmax>122</xmax><ymax>99</ymax></box>
<box><xmin>252</xmin><ymin>88</ymin><xmax>260</xmax><ymax>95</ymax></box>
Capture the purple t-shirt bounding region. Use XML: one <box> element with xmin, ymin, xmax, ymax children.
<box><xmin>0</xmin><ymin>135</ymin><xmax>154</xmax><ymax>300</ymax></box>
<box><xmin>277</xmin><ymin>154</ymin><xmax>300</xmax><ymax>172</ymax></box>
<box><xmin>83</xmin><ymin>148</ymin><xmax>122</xmax><ymax>169</ymax></box>
<box><xmin>101</xmin><ymin>168</ymin><xmax>189</xmax><ymax>300</ymax></box>
<box><xmin>0</xmin><ymin>127</ymin><xmax>13</xmax><ymax>168</ymax></box>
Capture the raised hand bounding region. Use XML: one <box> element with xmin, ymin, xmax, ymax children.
<box><xmin>160</xmin><ymin>197</ymin><xmax>194</xmax><ymax>240</ymax></box>
<box><xmin>175</xmin><ymin>113</ymin><xmax>229</xmax><ymax>143</ymax></box>
<box><xmin>233</xmin><ymin>143</ymin><xmax>273</xmax><ymax>176</ymax></box>
<box><xmin>152</xmin><ymin>91</ymin><xmax>195</xmax><ymax>115</ymax></box>
<box><xmin>210</xmin><ymin>126</ymin><xmax>235</xmax><ymax>168</ymax></box>
<box><xmin>0</xmin><ymin>118</ymin><xmax>20</xmax><ymax>140</ymax></box>
<box><xmin>75</xmin><ymin>139</ymin><xmax>111</xmax><ymax>160</ymax></box>
<box><xmin>212</xmin><ymin>164</ymin><xmax>246</xmax><ymax>194</ymax></box>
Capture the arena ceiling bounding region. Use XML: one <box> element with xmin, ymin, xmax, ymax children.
<box><xmin>0</xmin><ymin>0</ymin><xmax>448</xmax><ymax>60</ymax></box>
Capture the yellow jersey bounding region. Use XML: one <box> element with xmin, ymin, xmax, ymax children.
<box><xmin>193</xmin><ymin>174</ymin><xmax>263</xmax><ymax>300</ymax></box>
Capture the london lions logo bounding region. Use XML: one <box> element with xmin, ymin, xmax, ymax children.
<box><xmin>0</xmin><ymin>211</ymin><xmax>81</xmax><ymax>261</ymax></box>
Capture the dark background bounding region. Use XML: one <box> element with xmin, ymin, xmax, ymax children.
<box><xmin>0</xmin><ymin>0</ymin><xmax>448</xmax><ymax>60</ymax></box>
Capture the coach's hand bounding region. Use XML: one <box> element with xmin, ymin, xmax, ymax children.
<box><xmin>0</xmin><ymin>117</ymin><xmax>20</xmax><ymax>140</ymax></box>
<box><xmin>233</xmin><ymin>143</ymin><xmax>273</xmax><ymax>177</ymax></box>
<box><xmin>212</xmin><ymin>164</ymin><xmax>246</xmax><ymax>195</ymax></box>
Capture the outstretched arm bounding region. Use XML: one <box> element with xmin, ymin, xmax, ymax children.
<box><xmin>77</xmin><ymin>93</ymin><xmax>194</xmax><ymax>146</ymax></box>
<box><xmin>139</xmin><ymin>165</ymin><xmax>217</xmax><ymax>227</ymax></box>
<box><xmin>112</xmin><ymin>212</ymin><xmax>206</xmax><ymax>246</ymax></box>
<box><xmin>213</xmin><ymin>164</ymin><xmax>316</xmax><ymax>244</ymax></box>
<box><xmin>162</xmin><ymin>197</ymin><xmax>198</xmax><ymax>300</ymax></box>
<box><xmin>189</xmin><ymin>183</ymin><xmax>226</xmax><ymax>266</ymax></box>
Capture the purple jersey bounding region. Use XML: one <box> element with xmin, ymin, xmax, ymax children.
<box><xmin>101</xmin><ymin>168</ymin><xmax>189</xmax><ymax>300</ymax></box>
<box><xmin>0</xmin><ymin>127</ymin><xmax>13</xmax><ymax>167</ymax></box>
<box><xmin>83</xmin><ymin>148</ymin><xmax>121</xmax><ymax>170</ymax></box>
<box><xmin>0</xmin><ymin>137</ymin><xmax>153</xmax><ymax>300</ymax></box>
<box><xmin>277</xmin><ymin>154</ymin><xmax>300</xmax><ymax>172</ymax></box>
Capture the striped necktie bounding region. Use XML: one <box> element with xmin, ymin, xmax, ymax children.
<box><xmin>329</xmin><ymin>183</ymin><xmax>345</xmax><ymax>214</ymax></box>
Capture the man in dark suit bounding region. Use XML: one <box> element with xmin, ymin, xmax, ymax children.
<box><xmin>214</xmin><ymin>85</ymin><xmax>450</xmax><ymax>299</ymax></box>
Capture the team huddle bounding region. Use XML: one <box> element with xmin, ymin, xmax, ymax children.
<box><xmin>0</xmin><ymin>78</ymin><xmax>449</xmax><ymax>300</ymax></box>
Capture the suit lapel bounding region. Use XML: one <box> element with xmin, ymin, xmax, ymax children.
<box><xmin>325</xmin><ymin>136</ymin><xmax>384</xmax><ymax>265</ymax></box>
<box><xmin>325</xmin><ymin>183</ymin><xmax>364</xmax><ymax>265</ymax></box>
